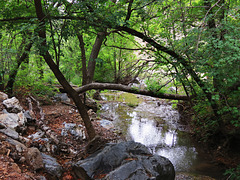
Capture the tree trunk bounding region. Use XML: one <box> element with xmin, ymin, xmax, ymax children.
<box><xmin>86</xmin><ymin>31</ymin><xmax>106</xmax><ymax>84</ymax></box>
<box><xmin>76</xmin><ymin>32</ymin><xmax>87</xmax><ymax>86</ymax></box>
<box><xmin>33</xmin><ymin>0</ymin><xmax>96</xmax><ymax>140</ymax></box>
<box><xmin>118</xmin><ymin>26</ymin><xmax>219</xmax><ymax>116</ymax></box>
<box><xmin>5</xmin><ymin>41</ymin><xmax>33</xmax><ymax>95</ymax></box>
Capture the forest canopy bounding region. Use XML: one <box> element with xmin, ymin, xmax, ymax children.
<box><xmin>0</xmin><ymin>0</ymin><xmax>239</xmax><ymax>141</ymax></box>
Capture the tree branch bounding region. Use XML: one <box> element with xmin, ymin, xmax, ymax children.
<box><xmin>0</xmin><ymin>15</ymin><xmax>85</xmax><ymax>22</ymax></box>
<box><xmin>75</xmin><ymin>83</ymin><xmax>191</xmax><ymax>101</ymax></box>
<box><xmin>125</xmin><ymin>0</ymin><xmax>134</xmax><ymax>22</ymax></box>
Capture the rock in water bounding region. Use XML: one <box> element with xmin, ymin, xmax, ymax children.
<box><xmin>73</xmin><ymin>141</ymin><xmax>175</xmax><ymax>180</ymax></box>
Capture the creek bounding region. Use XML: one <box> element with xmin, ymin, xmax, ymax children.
<box><xmin>98</xmin><ymin>91</ymin><xmax>224</xmax><ymax>179</ymax></box>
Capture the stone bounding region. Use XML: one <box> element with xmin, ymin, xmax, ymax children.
<box><xmin>17</xmin><ymin>112</ymin><xmax>27</xmax><ymax>126</ymax></box>
<box><xmin>0</xmin><ymin>128</ymin><xmax>19</xmax><ymax>140</ymax></box>
<box><xmin>3</xmin><ymin>97</ymin><xmax>23</xmax><ymax>113</ymax></box>
<box><xmin>25</xmin><ymin>147</ymin><xmax>44</xmax><ymax>170</ymax></box>
<box><xmin>6</xmin><ymin>137</ymin><xmax>27</xmax><ymax>152</ymax></box>
<box><xmin>0</xmin><ymin>92</ymin><xmax>8</xmax><ymax>101</ymax></box>
<box><xmin>99</xmin><ymin>119</ymin><xmax>114</xmax><ymax>130</ymax></box>
<box><xmin>28</xmin><ymin>130</ymin><xmax>45</xmax><ymax>140</ymax></box>
<box><xmin>0</xmin><ymin>113</ymin><xmax>20</xmax><ymax>130</ymax></box>
<box><xmin>61</xmin><ymin>122</ymin><xmax>86</xmax><ymax>140</ymax></box>
<box><xmin>54</xmin><ymin>93</ymin><xmax>70</xmax><ymax>103</ymax></box>
<box><xmin>0</xmin><ymin>113</ymin><xmax>26</xmax><ymax>132</ymax></box>
<box><xmin>73</xmin><ymin>141</ymin><xmax>175</xmax><ymax>180</ymax></box>
<box><xmin>41</xmin><ymin>153</ymin><xmax>63</xmax><ymax>178</ymax></box>
<box><xmin>24</xmin><ymin>110</ymin><xmax>36</xmax><ymax>124</ymax></box>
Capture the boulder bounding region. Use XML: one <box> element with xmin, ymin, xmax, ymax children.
<box><xmin>0</xmin><ymin>113</ymin><xmax>20</xmax><ymax>130</ymax></box>
<box><xmin>53</xmin><ymin>93</ymin><xmax>71</xmax><ymax>103</ymax></box>
<box><xmin>5</xmin><ymin>137</ymin><xmax>27</xmax><ymax>161</ymax></box>
<box><xmin>0</xmin><ymin>128</ymin><xmax>19</xmax><ymax>140</ymax></box>
<box><xmin>0</xmin><ymin>113</ymin><xmax>27</xmax><ymax>132</ymax></box>
<box><xmin>41</xmin><ymin>153</ymin><xmax>63</xmax><ymax>178</ymax></box>
<box><xmin>73</xmin><ymin>141</ymin><xmax>175</xmax><ymax>180</ymax></box>
<box><xmin>0</xmin><ymin>92</ymin><xmax>8</xmax><ymax>102</ymax></box>
<box><xmin>24</xmin><ymin>110</ymin><xmax>36</xmax><ymax>124</ymax></box>
<box><xmin>25</xmin><ymin>147</ymin><xmax>44</xmax><ymax>170</ymax></box>
<box><xmin>3</xmin><ymin>97</ymin><xmax>23</xmax><ymax>113</ymax></box>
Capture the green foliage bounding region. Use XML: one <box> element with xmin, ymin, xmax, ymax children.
<box><xmin>145</xmin><ymin>78</ymin><xmax>167</xmax><ymax>94</ymax></box>
<box><xmin>0</xmin><ymin>0</ymin><xmax>239</xmax><ymax>144</ymax></box>
<box><xmin>224</xmin><ymin>165</ymin><xmax>240</xmax><ymax>180</ymax></box>
<box><xmin>14</xmin><ymin>62</ymin><xmax>56</xmax><ymax>98</ymax></box>
<box><xmin>171</xmin><ymin>100</ymin><xmax>178</xmax><ymax>109</ymax></box>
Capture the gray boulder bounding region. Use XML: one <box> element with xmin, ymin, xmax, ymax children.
<box><xmin>73</xmin><ymin>141</ymin><xmax>175</xmax><ymax>180</ymax></box>
<box><xmin>0</xmin><ymin>113</ymin><xmax>21</xmax><ymax>130</ymax></box>
<box><xmin>0</xmin><ymin>112</ymin><xmax>27</xmax><ymax>132</ymax></box>
<box><xmin>41</xmin><ymin>153</ymin><xmax>63</xmax><ymax>178</ymax></box>
<box><xmin>3</xmin><ymin>97</ymin><xmax>23</xmax><ymax>113</ymax></box>
<box><xmin>54</xmin><ymin>93</ymin><xmax>71</xmax><ymax>103</ymax></box>
<box><xmin>0</xmin><ymin>127</ymin><xmax>19</xmax><ymax>139</ymax></box>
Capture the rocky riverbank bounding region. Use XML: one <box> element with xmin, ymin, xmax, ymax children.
<box><xmin>0</xmin><ymin>92</ymin><xmax>176</xmax><ymax>179</ymax></box>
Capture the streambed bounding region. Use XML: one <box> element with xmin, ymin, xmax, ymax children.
<box><xmin>98</xmin><ymin>91</ymin><xmax>224</xmax><ymax>179</ymax></box>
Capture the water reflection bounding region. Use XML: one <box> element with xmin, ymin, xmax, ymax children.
<box><xmin>99</xmin><ymin>93</ymin><xmax>197</xmax><ymax>172</ymax></box>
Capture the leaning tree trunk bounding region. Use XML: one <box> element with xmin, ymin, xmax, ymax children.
<box><xmin>6</xmin><ymin>41</ymin><xmax>33</xmax><ymax>95</ymax></box>
<box><xmin>86</xmin><ymin>31</ymin><xmax>106</xmax><ymax>84</ymax></box>
<box><xmin>34</xmin><ymin>0</ymin><xmax>96</xmax><ymax>140</ymax></box>
<box><xmin>118</xmin><ymin>26</ymin><xmax>219</xmax><ymax>117</ymax></box>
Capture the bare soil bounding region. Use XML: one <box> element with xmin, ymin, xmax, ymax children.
<box><xmin>0</xmin><ymin>95</ymin><xmax>121</xmax><ymax>180</ymax></box>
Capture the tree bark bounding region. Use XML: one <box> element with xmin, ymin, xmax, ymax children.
<box><xmin>33</xmin><ymin>0</ymin><xmax>96</xmax><ymax>140</ymax></box>
<box><xmin>75</xmin><ymin>83</ymin><xmax>191</xmax><ymax>101</ymax></box>
<box><xmin>86</xmin><ymin>31</ymin><xmax>106</xmax><ymax>84</ymax></box>
<box><xmin>76</xmin><ymin>33</ymin><xmax>87</xmax><ymax>86</ymax></box>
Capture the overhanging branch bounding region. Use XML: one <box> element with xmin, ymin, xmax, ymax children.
<box><xmin>75</xmin><ymin>83</ymin><xmax>191</xmax><ymax>101</ymax></box>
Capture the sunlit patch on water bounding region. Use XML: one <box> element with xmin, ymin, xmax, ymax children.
<box><xmin>99</xmin><ymin>93</ymin><xmax>225</xmax><ymax>176</ymax></box>
<box><xmin>127</xmin><ymin>109</ymin><xmax>197</xmax><ymax>172</ymax></box>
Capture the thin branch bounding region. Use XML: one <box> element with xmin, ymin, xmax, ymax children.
<box><xmin>105</xmin><ymin>44</ymin><xmax>153</xmax><ymax>51</ymax></box>
<box><xmin>125</xmin><ymin>0</ymin><xmax>134</xmax><ymax>22</ymax></box>
<box><xmin>132</xmin><ymin>0</ymin><xmax>157</xmax><ymax>11</ymax></box>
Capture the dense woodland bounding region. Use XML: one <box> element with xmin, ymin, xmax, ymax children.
<box><xmin>0</xmin><ymin>0</ymin><xmax>240</xmax><ymax>177</ymax></box>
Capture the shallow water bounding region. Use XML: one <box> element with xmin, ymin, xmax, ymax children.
<box><xmin>98</xmin><ymin>92</ymin><xmax>224</xmax><ymax>179</ymax></box>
